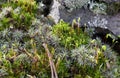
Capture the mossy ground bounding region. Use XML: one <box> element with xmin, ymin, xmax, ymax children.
<box><xmin>0</xmin><ymin>0</ymin><xmax>119</xmax><ymax>78</ymax></box>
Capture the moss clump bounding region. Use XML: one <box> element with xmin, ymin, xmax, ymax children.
<box><xmin>2</xmin><ymin>0</ymin><xmax>37</xmax><ymax>13</ymax></box>
<box><xmin>0</xmin><ymin>0</ymin><xmax>37</xmax><ymax>31</ymax></box>
<box><xmin>52</xmin><ymin>20</ymin><xmax>90</xmax><ymax>49</ymax></box>
<box><xmin>0</xmin><ymin>20</ymin><xmax>119</xmax><ymax>77</ymax></box>
<box><xmin>71</xmin><ymin>38</ymin><xmax>120</xmax><ymax>78</ymax></box>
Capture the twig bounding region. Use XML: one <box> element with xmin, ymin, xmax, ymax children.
<box><xmin>42</xmin><ymin>43</ymin><xmax>58</xmax><ymax>78</ymax></box>
<box><xmin>19</xmin><ymin>48</ymin><xmax>34</xmax><ymax>59</ymax></box>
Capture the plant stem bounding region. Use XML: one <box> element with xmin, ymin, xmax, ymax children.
<box><xmin>42</xmin><ymin>43</ymin><xmax>58</xmax><ymax>78</ymax></box>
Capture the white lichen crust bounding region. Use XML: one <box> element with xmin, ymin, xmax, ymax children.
<box><xmin>63</xmin><ymin>0</ymin><xmax>90</xmax><ymax>11</ymax></box>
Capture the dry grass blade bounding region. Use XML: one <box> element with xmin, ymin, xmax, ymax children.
<box><xmin>42</xmin><ymin>43</ymin><xmax>58</xmax><ymax>78</ymax></box>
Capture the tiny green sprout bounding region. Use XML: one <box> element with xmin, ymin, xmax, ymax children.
<box><xmin>84</xmin><ymin>23</ymin><xmax>87</xmax><ymax>27</ymax></box>
<box><xmin>112</xmin><ymin>40</ymin><xmax>118</xmax><ymax>44</ymax></box>
<box><xmin>85</xmin><ymin>75</ymin><xmax>92</xmax><ymax>78</ymax></box>
<box><xmin>112</xmin><ymin>39</ymin><xmax>115</xmax><ymax>43</ymax></box>
<box><xmin>102</xmin><ymin>45</ymin><xmax>107</xmax><ymax>51</ymax></box>
<box><xmin>106</xmin><ymin>34</ymin><xmax>111</xmax><ymax>38</ymax></box>
<box><xmin>77</xmin><ymin>17</ymin><xmax>80</xmax><ymax>26</ymax></box>
<box><xmin>77</xmin><ymin>17</ymin><xmax>80</xmax><ymax>23</ymax></box>
<box><xmin>106</xmin><ymin>33</ymin><xmax>116</xmax><ymax>39</ymax></box>
<box><xmin>118</xmin><ymin>35</ymin><xmax>120</xmax><ymax>38</ymax></box>
<box><xmin>91</xmin><ymin>39</ymin><xmax>96</xmax><ymax>44</ymax></box>
<box><xmin>72</xmin><ymin>19</ymin><xmax>76</xmax><ymax>28</ymax></box>
<box><xmin>2</xmin><ymin>44</ymin><xmax>7</xmax><ymax>49</ymax></box>
<box><xmin>66</xmin><ymin>37</ymin><xmax>72</xmax><ymax>43</ymax></box>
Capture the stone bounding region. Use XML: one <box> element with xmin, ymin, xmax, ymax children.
<box><xmin>49</xmin><ymin>0</ymin><xmax>61</xmax><ymax>23</ymax></box>
<box><xmin>58</xmin><ymin>0</ymin><xmax>120</xmax><ymax>36</ymax></box>
<box><xmin>45</xmin><ymin>0</ymin><xmax>120</xmax><ymax>36</ymax></box>
<box><xmin>107</xmin><ymin>13</ymin><xmax>120</xmax><ymax>36</ymax></box>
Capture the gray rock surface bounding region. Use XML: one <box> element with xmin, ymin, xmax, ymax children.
<box><xmin>107</xmin><ymin>13</ymin><xmax>120</xmax><ymax>35</ymax></box>
<box><xmin>59</xmin><ymin>8</ymin><xmax>120</xmax><ymax>36</ymax></box>
<box><xmin>49</xmin><ymin>0</ymin><xmax>61</xmax><ymax>23</ymax></box>
<box><xmin>49</xmin><ymin>0</ymin><xmax>120</xmax><ymax>36</ymax></box>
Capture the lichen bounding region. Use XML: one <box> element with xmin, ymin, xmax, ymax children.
<box><xmin>63</xmin><ymin>0</ymin><xmax>90</xmax><ymax>12</ymax></box>
<box><xmin>89</xmin><ymin>2</ymin><xmax>107</xmax><ymax>14</ymax></box>
<box><xmin>88</xmin><ymin>15</ymin><xmax>108</xmax><ymax>29</ymax></box>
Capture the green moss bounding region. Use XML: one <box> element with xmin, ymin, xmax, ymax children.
<box><xmin>52</xmin><ymin>20</ymin><xmax>90</xmax><ymax>49</ymax></box>
<box><xmin>0</xmin><ymin>0</ymin><xmax>37</xmax><ymax>31</ymax></box>
<box><xmin>2</xmin><ymin>0</ymin><xmax>37</xmax><ymax>13</ymax></box>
